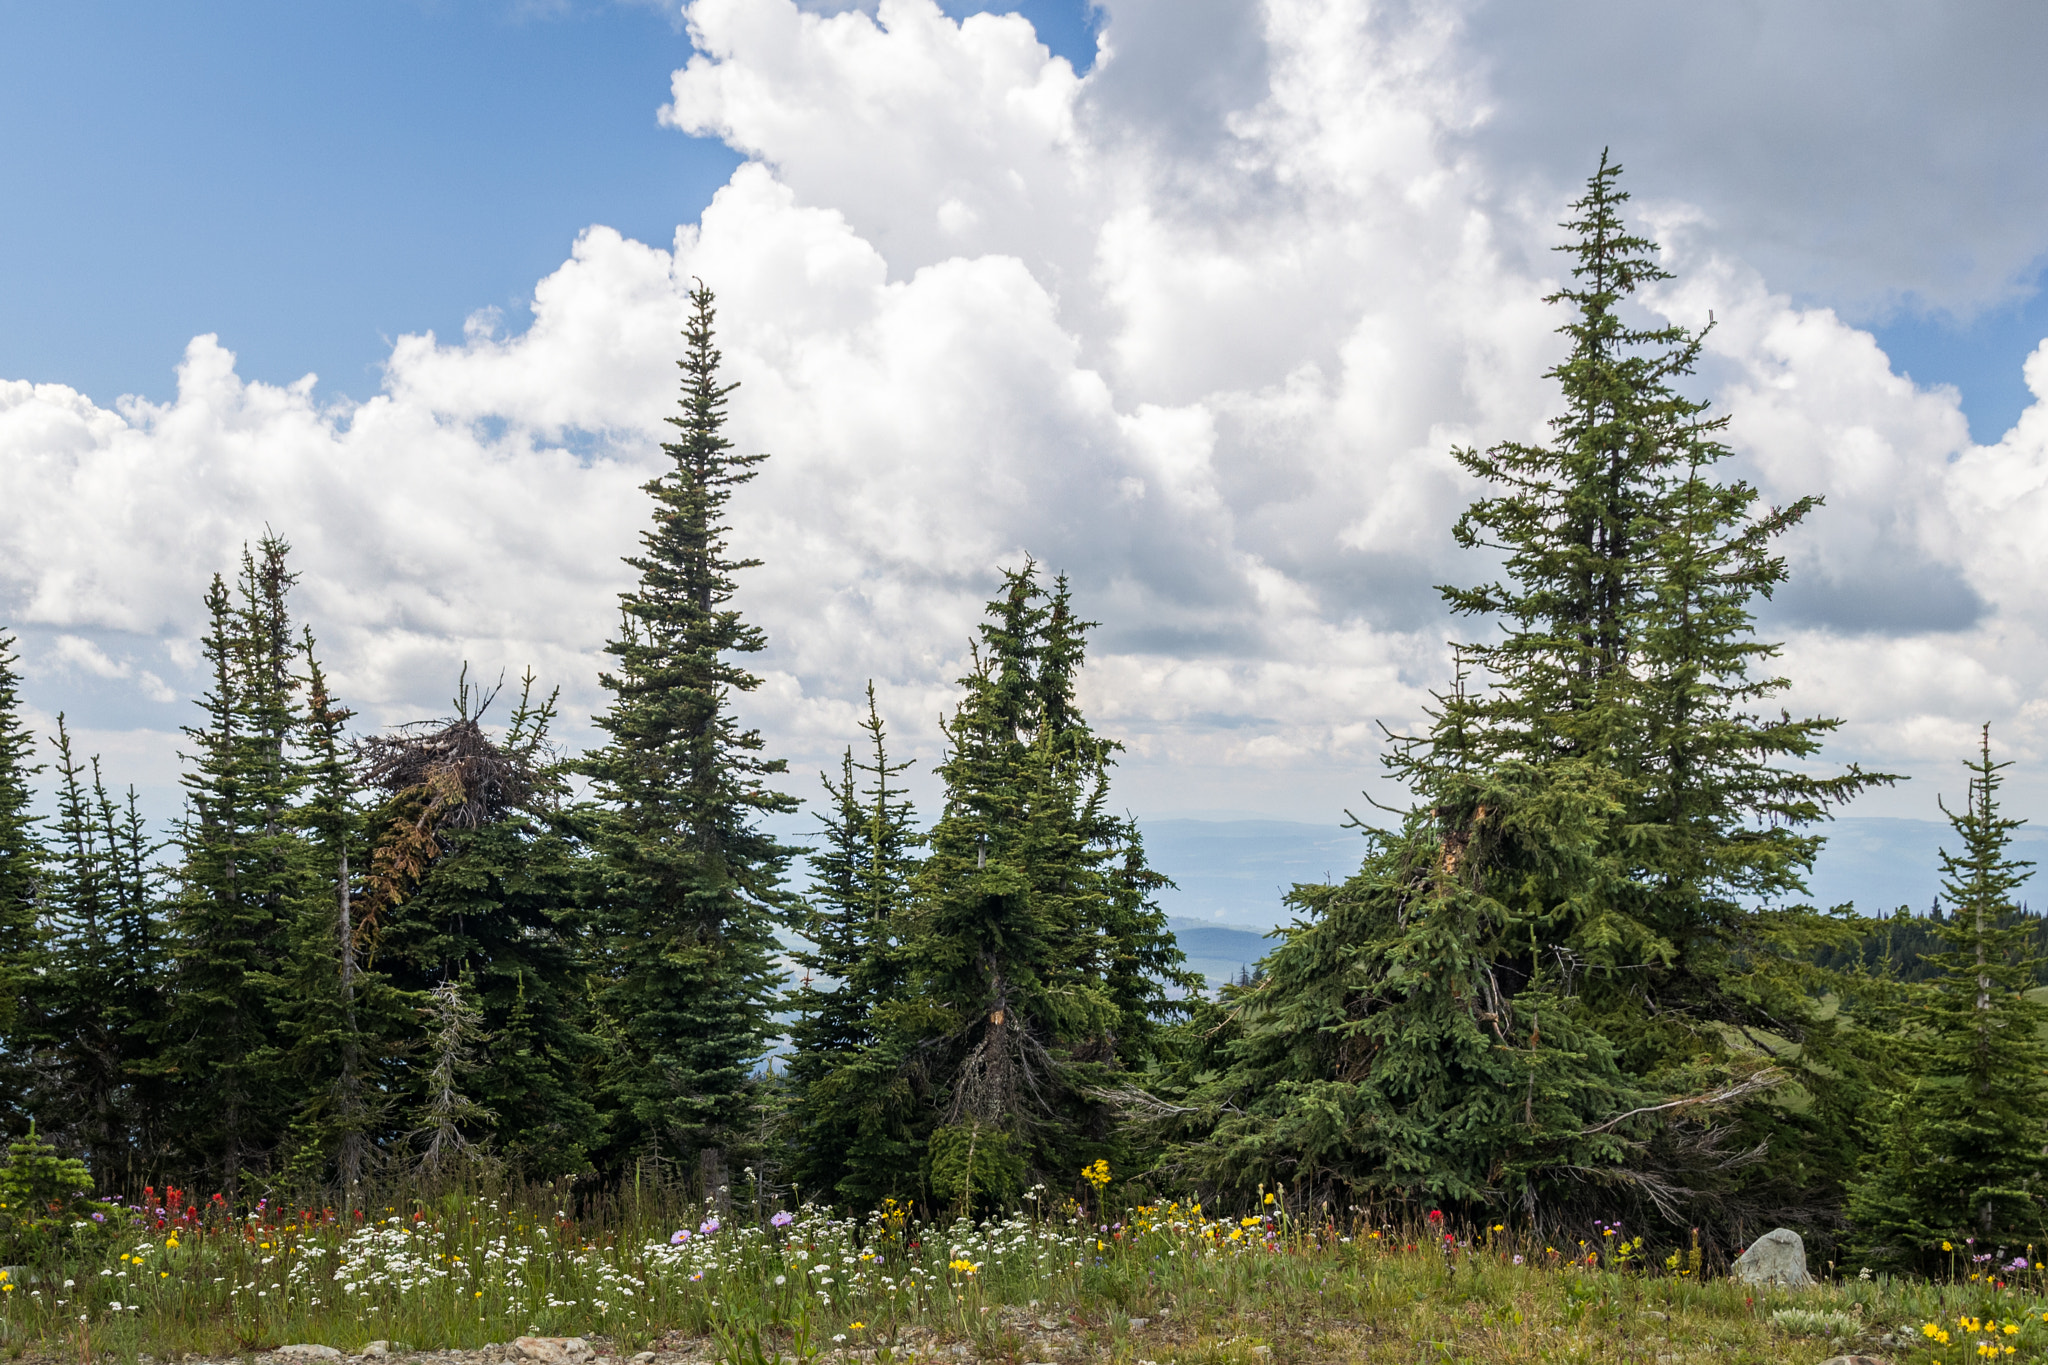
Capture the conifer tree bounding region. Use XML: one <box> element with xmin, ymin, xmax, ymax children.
<box><xmin>1848</xmin><ymin>728</ymin><xmax>2048</xmax><ymax>1268</ymax></box>
<box><xmin>884</xmin><ymin>566</ymin><xmax>1192</xmax><ymax>1206</ymax></box>
<box><xmin>0</xmin><ymin>633</ymin><xmax>39</xmax><ymax>1099</ymax></box>
<box><xmin>580</xmin><ymin>284</ymin><xmax>797</xmax><ymax>1177</ymax></box>
<box><xmin>33</xmin><ymin>720</ymin><xmax>126</xmax><ymax>1173</ymax></box>
<box><xmin>266</xmin><ymin>636</ymin><xmax>417</xmax><ymax>1192</ymax></box>
<box><xmin>784</xmin><ymin>686</ymin><xmax>924</xmax><ymax>1205</ymax></box>
<box><xmin>161</xmin><ymin>538</ymin><xmax>314</xmax><ymax>1183</ymax></box>
<box><xmin>367</xmin><ymin>671</ymin><xmax>599</xmax><ymax>1178</ymax></box>
<box><xmin>1166</xmin><ymin>155</ymin><xmax>1885</xmax><ymax>1222</ymax></box>
<box><xmin>15</xmin><ymin>718</ymin><xmax>165</xmax><ymax>1182</ymax></box>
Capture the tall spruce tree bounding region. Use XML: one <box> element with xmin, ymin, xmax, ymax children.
<box><xmin>34</xmin><ymin>720</ymin><xmax>126</xmax><ymax>1175</ymax></box>
<box><xmin>784</xmin><ymin>685</ymin><xmax>924</xmax><ymax>1206</ymax></box>
<box><xmin>161</xmin><ymin>538</ymin><xmax>315</xmax><ymax>1184</ymax></box>
<box><xmin>1165</xmin><ymin>155</ymin><xmax>1886</xmax><ymax>1226</ymax></box>
<box><xmin>580</xmin><ymin>284</ymin><xmax>797</xmax><ymax>1178</ymax></box>
<box><xmin>883</xmin><ymin>565</ymin><xmax>1193</xmax><ymax>1208</ymax></box>
<box><xmin>266</xmin><ymin>636</ymin><xmax>417</xmax><ymax>1192</ymax></box>
<box><xmin>17</xmin><ymin>719</ymin><xmax>165</xmax><ymax>1183</ymax></box>
<box><xmin>1847</xmin><ymin>728</ymin><xmax>2048</xmax><ymax>1268</ymax></box>
<box><xmin>0</xmin><ymin>632</ymin><xmax>41</xmax><ymax>1134</ymax></box>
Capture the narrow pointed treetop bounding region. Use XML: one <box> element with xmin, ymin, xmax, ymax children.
<box><xmin>580</xmin><ymin>281</ymin><xmax>797</xmax><ymax>1167</ymax></box>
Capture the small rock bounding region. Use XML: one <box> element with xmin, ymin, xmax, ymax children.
<box><xmin>362</xmin><ymin>1347</ymin><xmax>391</xmax><ymax>1360</ymax></box>
<box><xmin>1732</xmin><ymin>1227</ymin><xmax>1813</xmax><ymax>1287</ymax></box>
<box><xmin>276</xmin><ymin>1350</ymin><xmax>345</xmax><ymax>1362</ymax></box>
<box><xmin>1641</xmin><ymin>1310</ymin><xmax>1669</xmax><ymax>1321</ymax></box>
<box><xmin>1128</xmin><ymin>1318</ymin><xmax>1149</xmax><ymax>1330</ymax></box>
<box><xmin>514</xmin><ymin>1339</ymin><xmax>595</xmax><ymax>1365</ymax></box>
<box><xmin>1251</xmin><ymin>1349</ymin><xmax>1272</xmax><ymax>1359</ymax></box>
<box><xmin>1816</xmin><ymin>1358</ymin><xmax>1889</xmax><ymax>1365</ymax></box>
<box><xmin>1036</xmin><ymin>1318</ymin><xmax>1059</xmax><ymax>1332</ymax></box>
<box><xmin>632</xmin><ymin>1355</ymin><xmax>657</xmax><ymax>1365</ymax></box>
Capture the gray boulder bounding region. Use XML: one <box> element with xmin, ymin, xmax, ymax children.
<box><xmin>1732</xmin><ymin>1227</ymin><xmax>1813</xmax><ymax>1287</ymax></box>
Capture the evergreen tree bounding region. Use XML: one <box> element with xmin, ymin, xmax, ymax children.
<box><xmin>17</xmin><ymin>719</ymin><xmax>165</xmax><ymax>1184</ymax></box>
<box><xmin>0</xmin><ymin>632</ymin><xmax>40</xmax><ymax>1117</ymax></box>
<box><xmin>97</xmin><ymin>773</ymin><xmax>168</xmax><ymax>1177</ymax></box>
<box><xmin>882</xmin><ymin>565</ymin><xmax>1193</xmax><ymax>1207</ymax></box>
<box><xmin>160</xmin><ymin>538</ymin><xmax>315</xmax><ymax>1184</ymax></box>
<box><xmin>367</xmin><ymin>671</ymin><xmax>600</xmax><ymax>1178</ymax></box>
<box><xmin>784</xmin><ymin>685</ymin><xmax>923</xmax><ymax>1206</ymax></box>
<box><xmin>1848</xmin><ymin>728</ymin><xmax>2048</xmax><ymax>1268</ymax></box>
<box><xmin>265</xmin><ymin>636</ymin><xmax>419</xmax><ymax>1194</ymax></box>
<box><xmin>579</xmin><ymin>284</ymin><xmax>797</xmax><ymax>1178</ymax></box>
<box><xmin>32</xmin><ymin>719</ymin><xmax>126</xmax><ymax>1174</ymax></box>
<box><xmin>1165</xmin><ymin>155</ymin><xmax>1886</xmax><ymax>1225</ymax></box>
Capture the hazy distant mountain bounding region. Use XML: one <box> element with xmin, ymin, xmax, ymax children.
<box><xmin>1139</xmin><ymin>818</ymin><xmax>1365</xmax><ymax>930</ymax></box>
<box><xmin>1138</xmin><ymin>816</ymin><xmax>2048</xmax><ymax>943</ymax></box>
<box><xmin>1165</xmin><ymin>918</ymin><xmax>1279</xmax><ymax>991</ymax></box>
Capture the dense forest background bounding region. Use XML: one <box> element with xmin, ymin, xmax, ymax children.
<box><xmin>2</xmin><ymin>162</ymin><xmax>2044</xmax><ymax>1273</ymax></box>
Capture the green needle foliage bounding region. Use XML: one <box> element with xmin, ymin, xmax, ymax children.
<box><xmin>268</xmin><ymin>637</ymin><xmax>410</xmax><ymax>1195</ymax></box>
<box><xmin>0</xmin><ymin>633</ymin><xmax>38</xmax><ymax>1071</ymax></box>
<box><xmin>580</xmin><ymin>282</ymin><xmax>799</xmax><ymax>1178</ymax></box>
<box><xmin>784</xmin><ymin>684</ymin><xmax>924</xmax><ymax>1208</ymax></box>
<box><xmin>161</xmin><ymin>538</ymin><xmax>318</xmax><ymax>1186</ymax></box>
<box><xmin>890</xmin><ymin>566</ymin><xmax>1195</xmax><ymax>1207</ymax></box>
<box><xmin>1848</xmin><ymin>727</ymin><xmax>2048</xmax><ymax>1269</ymax></box>
<box><xmin>1165</xmin><ymin>154</ymin><xmax>1888</xmax><ymax>1234</ymax></box>
<box><xmin>370</xmin><ymin>672</ymin><xmax>601</xmax><ymax>1180</ymax></box>
<box><xmin>25</xmin><ymin>719</ymin><xmax>165</xmax><ymax>1182</ymax></box>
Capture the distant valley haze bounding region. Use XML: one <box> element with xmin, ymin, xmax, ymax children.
<box><xmin>1138</xmin><ymin>814</ymin><xmax>2048</xmax><ymax>988</ymax></box>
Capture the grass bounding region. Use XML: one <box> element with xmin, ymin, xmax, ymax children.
<box><xmin>2</xmin><ymin>1180</ymin><xmax>2045</xmax><ymax>1364</ymax></box>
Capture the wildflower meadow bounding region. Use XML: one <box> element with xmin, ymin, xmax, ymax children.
<box><xmin>4</xmin><ymin>1167</ymin><xmax>2048</xmax><ymax>1364</ymax></box>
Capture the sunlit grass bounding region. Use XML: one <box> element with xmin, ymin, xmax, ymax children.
<box><xmin>2</xmin><ymin>1180</ymin><xmax>2046</xmax><ymax>1364</ymax></box>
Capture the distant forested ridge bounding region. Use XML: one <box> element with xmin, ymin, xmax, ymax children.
<box><xmin>1</xmin><ymin>165</ymin><xmax>2042</xmax><ymax>1267</ymax></box>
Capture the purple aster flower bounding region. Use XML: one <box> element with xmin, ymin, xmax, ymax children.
<box><xmin>670</xmin><ymin>1229</ymin><xmax>691</xmax><ymax>1245</ymax></box>
<box><xmin>700</xmin><ymin>1217</ymin><xmax>721</xmax><ymax>1235</ymax></box>
<box><xmin>771</xmin><ymin>1211</ymin><xmax>795</xmax><ymax>1228</ymax></box>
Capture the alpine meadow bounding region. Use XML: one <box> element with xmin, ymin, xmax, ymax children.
<box><xmin>6</xmin><ymin>162</ymin><xmax>2048</xmax><ymax>1365</ymax></box>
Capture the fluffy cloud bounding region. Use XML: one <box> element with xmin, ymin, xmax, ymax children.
<box><xmin>1466</xmin><ymin>0</ymin><xmax>2048</xmax><ymax>317</ymax></box>
<box><xmin>3</xmin><ymin>0</ymin><xmax>2047</xmax><ymax>827</ymax></box>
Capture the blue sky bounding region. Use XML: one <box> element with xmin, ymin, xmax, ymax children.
<box><xmin>0</xmin><ymin>1</ymin><xmax>1097</xmax><ymax>406</ymax></box>
<box><xmin>1878</xmin><ymin>289</ymin><xmax>2048</xmax><ymax>444</ymax></box>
